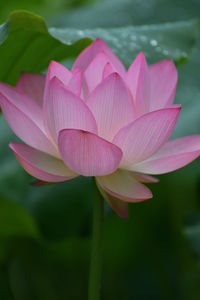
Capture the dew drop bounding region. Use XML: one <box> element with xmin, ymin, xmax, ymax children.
<box><xmin>150</xmin><ymin>39</ymin><xmax>158</xmax><ymax>47</ymax></box>
<box><xmin>77</xmin><ymin>30</ymin><xmax>84</xmax><ymax>37</ymax></box>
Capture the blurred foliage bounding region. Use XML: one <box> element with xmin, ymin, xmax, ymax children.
<box><xmin>49</xmin><ymin>0</ymin><xmax>200</xmax><ymax>28</ymax></box>
<box><xmin>0</xmin><ymin>0</ymin><xmax>200</xmax><ymax>299</ymax></box>
<box><xmin>0</xmin><ymin>0</ymin><xmax>97</xmax><ymax>24</ymax></box>
<box><xmin>49</xmin><ymin>19</ymin><xmax>199</xmax><ymax>67</ymax></box>
<box><xmin>185</xmin><ymin>220</ymin><xmax>200</xmax><ymax>261</ymax></box>
<box><xmin>0</xmin><ymin>11</ymin><xmax>198</xmax><ymax>86</ymax></box>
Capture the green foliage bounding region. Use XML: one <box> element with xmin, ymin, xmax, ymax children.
<box><xmin>0</xmin><ymin>0</ymin><xmax>96</xmax><ymax>24</ymax></box>
<box><xmin>0</xmin><ymin>11</ymin><xmax>92</xmax><ymax>85</ymax></box>
<box><xmin>0</xmin><ymin>5</ymin><xmax>200</xmax><ymax>300</ymax></box>
<box><xmin>50</xmin><ymin>19</ymin><xmax>199</xmax><ymax>67</ymax></box>
<box><xmin>0</xmin><ymin>196</ymin><xmax>39</xmax><ymax>239</ymax></box>
<box><xmin>50</xmin><ymin>0</ymin><xmax>200</xmax><ymax>28</ymax></box>
<box><xmin>0</xmin><ymin>11</ymin><xmax>198</xmax><ymax>86</ymax></box>
<box><xmin>185</xmin><ymin>220</ymin><xmax>200</xmax><ymax>261</ymax></box>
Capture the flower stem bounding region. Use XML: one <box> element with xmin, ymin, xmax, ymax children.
<box><xmin>88</xmin><ymin>186</ymin><xmax>104</xmax><ymax>300</ymax></box>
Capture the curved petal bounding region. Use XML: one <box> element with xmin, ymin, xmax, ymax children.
<box><xmin>84</xmin><ymin>51</ymin><xmax>117</xmax><ymax>94</ymax></box>
<box><xmin>130</xmin><ymin>135</ymin><xmax>200</xmax><ymax>174</ymax></box>
<box><xmin>87</xmin><ymin>73</ymin><xmax>135</xmax><ymax>141</ymax></box>
<box><xmin>113</xmin><ymin>106</ymin><xmax>181</xmax><ymax>166</ymax></box>
<box><xmin>16</xmin><ymin>72</ymin><xmax>45</xmax><ymax>107</ymax></box>
<box><xmin>96</xmin><ymin>181</ymin><xmax>128</xmax><ymax>219</ymax></box>
<box><xmin>45</xmin><ymin>60</ymin><xmax>72</xmax><ymax>86</ymax></box>
<box><xmin>132</xmin><ymin>172</ymin><xmax>159</xmax><ymax>183</ymax></box>
<box><xmin>68</xmin><ymin>68</ymin><xmax>82</xmax><ymax>97</ymax></box>
<box><xmin>102</xmin><ymin>62</ymin><xmax>115</xmax><ymax>79</ymax></box>
<box><xmin>149</xmin><ymin>59</ymin><xmax>178</xmax><ymax>110</ymax></box>
<box><xmin>0</xmin><ymin>81</ymin><xmax>43</xmax><ymax>129</ymax></box>
<box><xmin>72</xmin><ymin>38</ymin><xmax>126</xmax><ymax>76</ymax></box>
<box><xmin>96</xmin><ymin>169</ymin><xmax>152</xmax><ymax>202</ymax></box>
<box><xmin>0</xmin><ymin>92</ymin><xmax>58</xmax><ymax>157</ymax></box>
<box><xmin>10</xmin><ymin>142</ymin><xmax>76</xmax><ymax>182</ymax></box>
<box><xmin>44</xmin><ymin>77</ymin><xmax>98</xmax><ymax>143</ymax></box>
<box><xmin>44</xmin><ymin>61</ymin><xmax>82</xmax><ymax>97</ymax></box>
<box><xmin>58</xmin><ymin>129</ymin><xmax>122</xmax><ymax>176</ymax></box>
<box><xmin>126</xmin><ymin>52</ymin><xmax>150</xmax><ymax>116</ymax></box>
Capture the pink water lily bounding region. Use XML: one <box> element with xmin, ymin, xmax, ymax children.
<box><xmin>0</xmin><ymin>38</ymin><xmax>200</xmax><ymax>218</ymax></box>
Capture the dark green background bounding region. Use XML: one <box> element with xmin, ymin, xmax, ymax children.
<box><xmin>0</xmin><ymin>1</ymin><xmax>200</xmax><ymax>299</ymax></box>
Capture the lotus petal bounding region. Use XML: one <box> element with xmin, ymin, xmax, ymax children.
<box><xmin>113</xmin><ymin>106</ymin><xmax>181</xmax><ymax>166</ymax></box>
<box><xmin>72</xmin><ymin>38</ymin><xmax>126</xmax><ymax>76</ymax></box>
<box><xmin>16</xmin><ymin>72</ymin><xmax>45</xmax><ymax>107</ymax></box>
<box><xmin>0</xmin><ymin>92</ymin><xmax>58</xmax><ymax>157</ymax></box>
<box><xmin>149</xmin><ymin>59</ymin><xmax>178</xmax><ymax>110</ymax></box>
<box><xmin>126</xmin><ymin>52</ymin><xmax>150</xmax><ymax>116</ymax></box>
<box><xmin>131</xmin><ymin>135</ymin><xmax>200</xmax><ymax>174</ymax></box>
<box><xmin>96</xmin><ymin>169</ymin><xmax>152</xmax><ymax>202</ymax></box>
<box><xmin>10</xmin><ymin>142</ymin><xmax>76</xmax><ymax>182</ymax></box>
<box><xmin>58</xmin><ymin>129</ymin><xmax>122</xmax><ymax>176</ymax></box>
<box><xmin>44</xmin><ymin>77</ymin><xmax>98</xmax><ymax>143</ymax></box>
<box><xmin>87</xmin><ymin>73</ymin><xmax>135</xmax><ymax>141</ymax></box>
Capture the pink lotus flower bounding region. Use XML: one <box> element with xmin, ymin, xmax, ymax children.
<box><xmin>0</xmin><ymin>38</ymin><xmax>199</xmax><ymax>218</ymax></box>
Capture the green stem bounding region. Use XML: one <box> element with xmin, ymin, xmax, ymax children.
<box><xmin>88</xmin><ymin>186</ymin><xmax>104</xmax><ymax>300</ymax></box>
